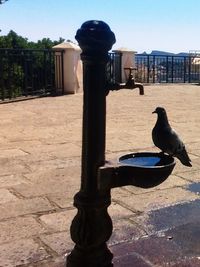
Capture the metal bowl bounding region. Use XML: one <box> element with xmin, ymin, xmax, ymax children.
<box><xmin>117</xmin><ymin>152</ymin><xmax>176</xmax><ymax>188</ymax></box>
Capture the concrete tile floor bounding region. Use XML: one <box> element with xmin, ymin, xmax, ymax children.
<box><xmin>0</xmin><ymin>84</ymin><xmax>200</xmax><ymax>266</ymax></box>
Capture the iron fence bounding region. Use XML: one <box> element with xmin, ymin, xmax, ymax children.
<box><xmin>108</xmin><ymin>52</ymin><xmax>122</xmax><ymax>83</ymax></box>
<box><xmin>1</xmin><ymin>49</ymin><xmax>199</xmax><ymax>102</ymax></box>
<box><xmin>0</xmin><ymin>48</ymin><xmax>64</xmax><ymax>101</ymax></box>
<box><xmin>135</xmin><ymin>54</ymin><xmax>200</xmax><ymax>83</ymax></box>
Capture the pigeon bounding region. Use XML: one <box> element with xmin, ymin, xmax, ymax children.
<box><xmin>152</xmin><ymin>107</ymin><xmax>192</xmax><ymax>167</ymax></box>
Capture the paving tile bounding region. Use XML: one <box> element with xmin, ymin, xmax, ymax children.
<box><xmin>108</xmin><ymin>219</ymin><xmax>146</xmax><ymax>246</ymax></box>
<box><xmin>29</xmin><ymin>257</ymin><xmax>66</xmax><ymax>267</ymax></box>
<box><xmin>0</xmin><ymin>238</ymin><xmax>50</xmax><ymax>267</ymax></box>
<box><xmin>166</xmin><ymin>221</ymin><xmax>200</xmax><ymax>256</ymax></box>
<box><xmin>39</xmin><ymin>209</ymin><xmax>77</xmax><ymax>232</ymax></box>
<box><xmin>23</xmin><ymin>166</ymin><xmax>81</xmax><ymax>183</ymax></box>
<box><xmin>106</xmin><ymin>137</ymin><xmax>140</xmax><ymax>152</ymax></box>
<box><xmin>112</xmin><ymin>187</ymin><xmax>200</xmax><ymax>212</ymax></box>
<box><xmin>0</xmin><ymin>174</ymin><xmax>30</xmax><ymax>188</ymax></box>
<box><xmin>40</xmin><ymin>231</ymin><xmax>74</xmax><ymax>255</ymax></box>
<box><xmin>108</xmin><ymin>202</ymin><xmax>135</xmax><ymax>220</ymax></box>
<box><xmin>110</xmin><ymin>235</ymin><xmax>183</xmax><ymax>266</ymax></box>
<box><xmin>0</xmin><ymin>216</ymin><xmax>47</xmax><ymax>244</ymax></box>
<box><xmin>0</xmin><ymin>158</ymin><xmax>30</xmax><ymax>176</ymax></box>
<box><xmin>174</xmin><ymin>161</ymin><xmax>200</xmax><ymax>175</ymax></box>
<box><xmin>13</xmin><ymin>179</ymin><xmax>78</xmax><ymax>198</ymax></box>
<box><xmin>0</xmin><ymin>188</ymin><xmax>18</xmax><ymax>204</ymax></box>
<box><xmin>113</xmin><ymin>252</ymin><xmax>153</xmax><ymax>267</ymax></box>
<box><xmin>186</xmin><ymin>182</ymin><xmax>200</xmax><ymax>195</ymax></box>
<box><xmin>25</xmin><ymin>157</ymin><xmax>81</xmax><ymax>173</ymax></box>
<box><xmin>0</xmin><ymin>148</ymin><xmax>28</xmax><ymax>158</ymax></box>
<box><xmin>170</xmin><ymin>257</ymin><xmax>200</xmax><ymax>267</ymax></box>
<box><xmin>187</xmin><ymin>142</ymin><xmax>200</xmax><ymax>151</ymax></box>
<box><xmin>134</xmin><ymin>199</ymin><xmax>200</xmax><ymax>234</ymax></box>
<box><xmin>176</xmin><ymin>170</ymin><xmax>200</xmax><ymax>182</ymax></box>
<box><xmin>47</xmin><ymin>192</ymin><xmax>74</xmax><ymax>209</ymax></box>
<box><xmin>0</xmin><ymin>197</ymin><xmax>54</xmax><ymax>220</ymax></box>
<box><xmin>13</xmin><ymin>167</ymin><xmax>80</xmax><ymax>198</ymax></box>
<box><xmin>22</xmin><ymin>143</ymin><xmax>81</xmax><ymax>159</ymax></box>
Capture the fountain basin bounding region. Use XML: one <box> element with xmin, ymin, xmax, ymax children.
<box><xmin>118</xmin><ymin>152</ymin><xmax>176</xmax><ymax>188</ymax></box>
<box><xmin>98</xmin><ymin>152</ymin><xmax>176</xmax><ymax>190</ymax></box>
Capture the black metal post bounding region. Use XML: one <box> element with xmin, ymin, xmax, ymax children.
<box><xmin>183</xmin><ymin>57</ymin><xmax>186</xmax><ymax>83</ymax></box>
<box><xmin>166</xmin><ymin>56</ymin><xmax>169</xmax><ymax>83</ymax></box>
<box><xmin>188</xmin><ymin>56</ymin><xmax>191</xmax><ymax>83</ymax></box>
<box><xmin>152</xmin><ymin>55</ymin><xmax>155</xmax><ymax>83</ymax></box>
<box><xmin>147</xmin><ymin>55</ymin><xmax>150</xmax><ymax>83</ymax></box>
<box><xmin>66</xmin><ymin>20</ymin><xmax>116</xmax><ymax>267</ymax></box>
<box><xmin>171</xmin><ymin>56</ymin><xmax>174</xmax><ymax>83</ymax></box>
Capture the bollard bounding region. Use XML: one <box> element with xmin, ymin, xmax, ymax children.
<box><xmin>66</xmin><ymin>20</ymin><xmax>116</xmax><ymax>267</ymax></box>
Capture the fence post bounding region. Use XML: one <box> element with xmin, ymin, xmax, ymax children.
<box><xmin>147</xmin><ymin>55</ymin><xmax>150</xmax><ymax>83</ymax></box>
<box><xmin>188</xmin><ymin>56</ymin><xmax>191</xmax><ymax>83</ymax></box>
<box><xmin>112</xmin><ymin>48</ymin><xmax>137</xmax><ymax>83</ymax></box>
<box><xmin>171</xmin><ymin>56</ymin><xmax>174</xmax><ymax>83</ymax></box>
<box><xmin>183</xmin><ymin>57</ymin><xmax>186</xmax><ymax>83</ymax></box>
<box><xmin>52</xmin><ymin>42</ymin><xmax>83</xmax><ymax>94</ymax></box>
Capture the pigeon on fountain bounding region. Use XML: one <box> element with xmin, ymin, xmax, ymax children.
<box><xmin>152</xmin><ymin>107</ymin><xmax>192</xmax><ymax>167</ymax></box>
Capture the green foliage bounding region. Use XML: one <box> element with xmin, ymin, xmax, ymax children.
<box><xmin>0</xmin><ymin>31</ymin><xmax>65</xmax><ymax>100</ymax></box>
<box><xmin>0</xmin><ymin>51</ymin><xmax>24</xmax><ymax>100</ymax></box>
<box><xmin>0</xmin><ymin>30</ymin><xmax>28</xmax><ymax>48</ymax></box>
<box><xmin>1</xmin><ymin>73</ymin><xmax>23</xmax><ymax>100</ymax></box>
<box><xmin>0</xmin><ymin>30</ymin><xmax>65</xmax><ymax>49</ymax></box>
<box><xmin>34</xmin><ymin>37</ymin><xmax>65</xmax><ymax>49</ymax></box>
<box><xmin>0</xmin><ymin>31</ymin><xmax>66</xmax><ymax>100</ymax></box>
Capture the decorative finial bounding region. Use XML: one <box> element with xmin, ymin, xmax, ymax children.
<box><xmin>75</xmin><ymin>20</ymin><xmax>116</xmax><ymax>55</ymax></box>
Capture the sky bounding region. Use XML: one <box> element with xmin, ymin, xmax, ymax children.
<box><xmin>0</xmin><ymin>0</ymin><xmax>200</xmax><ymax>54</ymax></box>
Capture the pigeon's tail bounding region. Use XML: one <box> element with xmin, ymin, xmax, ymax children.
<box><xmin>175</xmin><ymin>147</ymin><xmax>192</xmax><ymax>167</ymax></box>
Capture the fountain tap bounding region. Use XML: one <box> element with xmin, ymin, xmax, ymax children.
<box><xmin>107</xmin><ymin>67</ymin><xmax>144</xmax><ymax>95</ymax></box>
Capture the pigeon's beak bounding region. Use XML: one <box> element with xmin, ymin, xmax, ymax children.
<box><xmin>152</xmin><ymin>110</ymin><xmax>156</xmax><ymax>114</ymax></box>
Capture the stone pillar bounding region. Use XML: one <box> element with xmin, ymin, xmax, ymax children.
<box><xmin>52</xmin><ymin>41</ymin><xmax>83</xmax><ymax>94</ymax></box>
<box><xmin>113</xmin><ymin>48</ymin><xmax>137</xmax><ymax>83</ymax></box>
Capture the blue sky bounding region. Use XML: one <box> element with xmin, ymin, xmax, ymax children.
<box><xmin>0</xmin><ymin>0</ymin><xmax>200</xmax><ymax>53</ymax></box>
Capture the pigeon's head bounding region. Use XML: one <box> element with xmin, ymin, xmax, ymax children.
<box><xmin>152</xmin><ymin>107</ymin><xmax>166</xmax><ymax>115</ymax></box>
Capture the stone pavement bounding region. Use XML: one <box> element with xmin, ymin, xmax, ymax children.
<box><xmin>0</xmin><ymin>84</ymin><xmax>200</xmax><ymax>267</ymax></box>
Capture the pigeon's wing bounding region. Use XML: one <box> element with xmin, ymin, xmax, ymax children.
<box><xmin>161</xmin><ymin>127</ymin><xmax>185</xmax><ymax>155</ymax></box>
<box><xmin>154</xmin><ymin>126</ymin><xmax>184</xmax><ymax>155</ymax></box>
<box><xmin>162</xmin><ymin>127</ymin><xmax>192</xmax><ymax>166</ymax></box>
<box><xmin>153</xmin><ymin>124</ymin><xmax>186</xmax><ymax>155</ymax></box>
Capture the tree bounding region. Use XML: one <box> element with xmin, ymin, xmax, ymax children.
<box><xmin>0</xmin><ymin>0</ymin><xmax>8</xmax><ymax>4</ymax></box>
<box><xmin>0</xmin><ymin>30</ymin><xmax>29</xmax><ymax>48</ymax></box>
<box><xmin>34</xmin><ymin>37</ymin><xmax>65</xmax><ymax>49</ymax></box>
<box><xmin>0</xmin><ymin>30</ymin><xmax>65</xmax><ymax>49</ymax></box>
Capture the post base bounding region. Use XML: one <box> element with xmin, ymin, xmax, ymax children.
<box><xmin>66</xmin><ymin>244</ymin><xmax>113</xmax><ymax>267</ymax></box>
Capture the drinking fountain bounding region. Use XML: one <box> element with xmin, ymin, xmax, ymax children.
<box><xmin>66</xmin><ymin>20</ymin><xmax>176</xmax><ymax>267</ymax></box>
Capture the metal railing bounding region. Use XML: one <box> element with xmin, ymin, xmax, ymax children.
<box><xmin>0</xmin><ymin>48</ymin><xmax>64</xmax><ymax>101</ymax></box>
<box><xmin>135</xmin><ymin>54</ymin><xmax>200</xmax><ymax>83</ymax></box>
<box><xmin>2</xmin><ymin>49</ymin><xmax>199</xmax><ymax>103</ymax></box>
<box><xmin>108</xmin><ymin>52</ymin><xmax>122</xmax><ymax>83</ymax></box>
